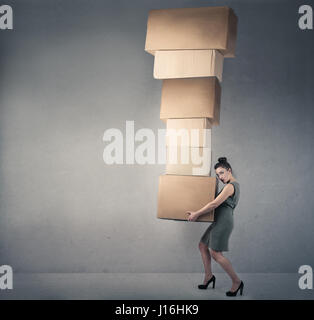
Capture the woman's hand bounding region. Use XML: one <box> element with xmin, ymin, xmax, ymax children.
<box><xmin>186</xmin><ymin>211</ymin><xmax>199</xmax><ymax>222</ymax></box>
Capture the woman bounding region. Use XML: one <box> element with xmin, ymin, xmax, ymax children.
<box><xmin>186</xmin><ymin>157</ymin><xmax>244</xmax><ymax>297</ymax></box>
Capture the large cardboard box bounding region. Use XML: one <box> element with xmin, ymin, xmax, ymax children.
<box><xmin>160</xmin><ymin>77</ymin><xmax>221</xmax><ymax>125</ymax></box>
<box><xmin>166</xmin><ymin>118</ymin><xmax>212</xmax><ymax>148</ymax></box>
<box><xmin>153</xmin><ymin>49</ymin><xmax>224</xmax><ymax>82</ymax></box>
<box><xmin>157</xmin><ymin>175</ymin><xmax>217</xmax><ymax>222</ymax></box>
<box><xmin>166</xmin><ymin>146</ymin><xmax>211</xmax><ymax>176</ymax></box>
<box><xmin>145</xmin><ymin>6</ymin><xmax>238</xmax><ymax>58</ymax></box>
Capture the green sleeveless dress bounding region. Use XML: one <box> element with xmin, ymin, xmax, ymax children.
<box><xmin>200</xmin><ymin>181</ymin><xmax>240</xmax><ymax>252</ymax></box>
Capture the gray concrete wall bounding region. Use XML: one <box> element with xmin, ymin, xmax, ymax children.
<box><xmin>0</xmin><ymin>0</ymin><xmax>313</xmax><ymax>273</ymax></box>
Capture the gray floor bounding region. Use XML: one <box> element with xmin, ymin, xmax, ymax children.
<box><xmin>0</xmin><ymin>273</ymin><xmax>313</xmax><ymax>300</ymax></box>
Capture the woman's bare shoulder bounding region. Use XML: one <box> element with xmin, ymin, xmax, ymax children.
<box><xmin>224</xmin><ymin>183</ymin><xmax>235</xmax><ymax>197</ymax></box>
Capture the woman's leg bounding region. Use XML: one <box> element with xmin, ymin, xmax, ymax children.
<box><xmin>198</xmin><ymin>242</ymin><xmax>213</xmax><ymax>284</ymax></box>
<box><xmin>210</xmin><ymin>249</ymin><xmax>241</xmax><ymax>291</ymax></box>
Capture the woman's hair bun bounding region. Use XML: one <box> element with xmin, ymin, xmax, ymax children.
<box><xmin>214</xmin><ymin>156</ymin><xmax>232</xmax><ymax>172</ymax></box>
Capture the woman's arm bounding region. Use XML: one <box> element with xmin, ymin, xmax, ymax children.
<box><xmin>187</xmin><ymin>184</ymin><xmax>235</xmax><ymax>221</ymax></box>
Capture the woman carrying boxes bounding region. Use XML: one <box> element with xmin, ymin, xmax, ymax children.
<box><xmin>187</xmin><ymin>157</ymin><xmax>244</xmax><ymax>297</ymax></box>
<box><xmin>145</xmin><ymin>6</ymin><xmax>243</xmax><ymax>296</ymax></box>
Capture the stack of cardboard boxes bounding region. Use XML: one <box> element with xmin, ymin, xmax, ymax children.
<box><xmin>144</xmin><ymin>6</ymin><xmax>238</xmax><ymax>222</ymax></box>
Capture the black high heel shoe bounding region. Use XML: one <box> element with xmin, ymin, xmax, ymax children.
<box><xmin>198</xmin><ymin>275</ymin><xmax>216</xmax><ymax>289</ymax></box>
<box><xmin>226</xmin><ymin>281</ymin><xmax>244</xmax><ymax>296</ymax></box>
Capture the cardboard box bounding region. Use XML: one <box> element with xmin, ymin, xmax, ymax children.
<box><xmin>145</xmin><ymin>6</ymin><xmax>238</xmax><ymax>58</ymax></box>
<box><xmin>153</xmin><ymin>49</ymin><xmax>224</xmax><ymax>82</ymax></box>
<box><xmin>160</xmin><ymin>77</ymin><xmax>221</xmax><ymax>125</ymax></box>
<box><xmin>166</xmin><ymin>118</ymin><xmax>212</xmax><ymax>148</ymax></box>
<box><xmin>157</xmin><ymin>175</ymin><xmax>217</xmax><ymax>222</ymax></box>
<box><xmin>166</xmin><ymin>146</ymin><xmax>211</xmax><ymax>176</ymax></box>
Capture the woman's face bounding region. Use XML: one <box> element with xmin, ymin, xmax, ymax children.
<box><xmin>215</xmin><ymin>166</ymin><xmax>231</xmax><ymax>184</ymax></box>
